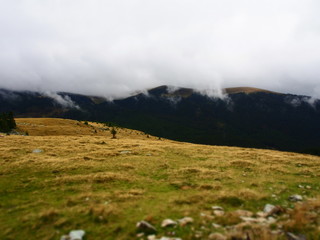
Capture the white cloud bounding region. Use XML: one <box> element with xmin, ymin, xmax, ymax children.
<box><xmin>0</xmin><ymin>0</ymin><xmax>320</xmax><ymax>98</ymax></box>
<box><xmin>42</xmin><ymin>92</ymin><xmax>80</xmax><ymax>109</ymax></box>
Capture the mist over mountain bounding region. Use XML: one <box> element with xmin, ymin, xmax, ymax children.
<box><xmin>1</xmin><ymin>85</ymin><xmax>320</xmax><ymax>155</ymax></box>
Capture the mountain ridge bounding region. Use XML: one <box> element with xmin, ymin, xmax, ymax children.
<box><xmin>1</xmin><ymin>86</ymin><xmax>320</xmax><ymax>155</ymax></box>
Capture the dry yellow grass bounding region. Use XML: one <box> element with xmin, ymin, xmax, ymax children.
<box><xmin>224</xmin><ymin>87</ymin><xmax>279</xmax><ymax>94</ymax></box>
<box><xmin>1</xmin><ymin>118</ymin><xmax>320</xmax><ymax>240</ymax></box>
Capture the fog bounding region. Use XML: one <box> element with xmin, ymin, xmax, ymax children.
<box><xmin>1</xmin><ymin>0</ymin><xmax>320</xmax><ymax>98</ymax></box>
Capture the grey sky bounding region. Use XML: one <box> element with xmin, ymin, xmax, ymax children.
<box><xmin>1</xmin><ymin>0</ymin><xmax>320</xmax><ymax>98</ymax></box>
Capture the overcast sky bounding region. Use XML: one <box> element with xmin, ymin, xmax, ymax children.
<box><xmin>1</xmin><ymin>0</ymin><xmax>320</xmax><ymax>98</ymax></box>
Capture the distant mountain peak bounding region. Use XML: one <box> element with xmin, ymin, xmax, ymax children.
<box><xmin>146</xmin><ymin>85</ymin><xmax>279</xmax><ymax>99</ymax></box>
<box><xmin>147</xmin><ymin>85</ymin><xmax>194</xmax><ymax>98</ymax></box>
<box><xmin>223</xmin><ymin>87</ymin><xmax>280</xmax><ymax>95</ymax></box>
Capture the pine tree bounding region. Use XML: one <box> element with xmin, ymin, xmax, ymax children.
<box><xmin>0</xmin><ymin>112</ymin><xmax>16</xmax><ymax>133</ymax></box>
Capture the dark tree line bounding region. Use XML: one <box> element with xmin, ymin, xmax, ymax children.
<box><xmin>0</xmin><ymin>112</ymin><xmax>16</xmax><ymax>133</ymax></box>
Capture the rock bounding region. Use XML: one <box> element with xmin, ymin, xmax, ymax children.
<box><xmin>288</xmin><ymin>195</ymin><xmax>303</xmax><ymax>202</ymax></box>
<box><xmin>61</xmin><ymin>230</ymin><xmax>85</xmax><ymax>240</ymax></box>
<box><xmin>200</xmin><ymin>212</ymin><xmax>207</xmax><ymax>217</ymax></box>
<box><xmin>234</xmin><ymin>210</ymin><xmax>253</xmax><ymax>217</ymax></box>
<box><xmin>267</xmin><ymin>205</ymin><xmax>285</xmax><ymax>216</ymax></box>
<box><xmin>136</xmin><ymin>221</ymin><xmax>157</xmax><ymax>234</ymax></box>
<box><xmin>194</xmin><ymin>231</ymin><xmax>203</xmax><ymax>238</ymax></box>
<box><xmin>159</xmin><ymin>237</ymin><xmax>182</xmax><ymax>240</ymax></box>
<box><xmin>136</xmin><ymin>233</ymin><xmax>144</xmax><ymax>238</ymax></box>
<box><xmin>212</xmin><ymin>206</ymin><xmax>224</xmax><ymax>216</ymax></box>
<box><xmin>212</xmin><ymin>206</ymin><xmax>224</xmax><ymax>211</ymax></box>
<box><xmin>267</xmin><ymin>216</ymin><xmax>277</xmax><ymax>224</ymax></box>
<box><xmin>264</xmin><ymin>204</ymin><xmax>276</xmax><ymax>214</ymax></box>
<box><xmin>32</xmin><ymin>149</ymin><xmax>43</xmax><ymax>153</ymax></box>
<box><xmin>212</xmin><ymin>223</ymin><xmax>222</xmax><ymax>228</ymax></box>
<box><xmin>69</xmin><ymin>230</ymin><xmax>85</xmax><ymax>240</ymax></box>
<box><xmin>306</xmin><ymin>185</ymin><xmax>311</xmax><ymax>189</ymax></box>
<box><xmin>161</xmin><ymin>219</ymin><xmax>177</xmax><ymax>228</ymax></box>
<box><xmin>60</xmin><ymin>235</ymin><xmax>70</xmax><ymax>240</ymax></box>
<box><xmin>213</xmin><ymin>210</ymin><xmax>225</xmax><ymax>216</ymax></box>
<box><xmin>271</xmin><ymin>230</ymin><xmax>283</xmax><ymax>235</ymax></box>
<box><xmin>240</xmin><ymin>216</ymin><xmax>267</xmax><ymax>224</ymax></box>
<box><xmin>256</xmin><ymin>211</ymin><xmax>266</xmax><ymax>217</ymax></box>
<box><xmin>208</xmin><ymin>233</ymin><xmax>227</xmax><ymax>240</ymax></box>
<box><xmin>178</xmin><ymin>217</ymin><xmax>194</xmax><ymax>226</ymax></box>
<box><xmin>147</xmin><ymin>235</ymin><xmax>157</xmax><ymax>240</ymax></box>
<box><xmin>286</xmin><ymin>232</ymin><xmax>307</xmax><ymax>240</ymax></box>
<box><xmin>119</xmin><ymin>150</ymin><xmax>131</xmax><ymax>154</ymax></box>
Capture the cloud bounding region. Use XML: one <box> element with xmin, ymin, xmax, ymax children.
<box><xmin>285</xmin><ymin>95</ymin><xmax>319</xmax><ymax>108</ymax></box>
<box><xmin>42</xmin><ymin>92</ymin><xmax>80</xmax><ymax>109</ymax></box>
<box><xmin>0</xmin><ymin>89</ymin><xmax>20</xmax><ymax>101</ymax></box>
<box><xmin>0</xmin><ymin>0</ymin><xmax>320</xmax><ymax>99</ymax></box>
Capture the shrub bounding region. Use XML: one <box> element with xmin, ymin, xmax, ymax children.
<box><xmin>0</xmin><ymin>112</ymin><xmax>16</xmax><ymax>133</ymax></box>
<box><xmin>111</xmin><ymin>127</ymin><xmax>117</xmax><ymax>139</ymax></box>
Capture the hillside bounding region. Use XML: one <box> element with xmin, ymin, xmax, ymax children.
<box><xmin>0</xmin><ymin>118</ymin><xmax>320</xmax><ymax>240</ymax></box>
<box><xmin>223</xmin><ymin>87</ymin><xmax>278</xmax><ymax>95</ymax></box>
<box><xmin>1</xmin><ymin>86</ymin><xmax>320</xmax><ymax>155</ymax></box>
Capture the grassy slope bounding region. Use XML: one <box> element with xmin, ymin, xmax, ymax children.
<box><xmin>0</xmin><ymin>118</ymin><xmax>320</xmax><ymax>240</ymax></box>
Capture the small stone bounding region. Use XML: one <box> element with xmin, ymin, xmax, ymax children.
<box><xmin>306</xmin><ymin>185</ymin><xmax>311</xmax><ymax>189</ymax></box>
<box><xmin>147</xmin><ymin>235</ymin><xmax>157</xmax><ymax>240</ymax></box>
<box><xmin>32</xmin><ymin>149</ymin><xmax>43</xmax><ymax>153</ymax></box>
<box><xmin>264</xmin><ymin>204</ymin><xmax>276</xmax><ymax>214</ymax></box>
<box><xmin>178</xmin><ymin>217</ymin><xmax>194</xmax><ymax>226</ymax></box>
<box><xmin>119</xmin><ymin>150</ymin><xmax>131</xmax><ymax>154</ymax></box>
<box><xmin>212</xmin><ymin>223</ymin><xmax>222</xmax><ymax>228</ymax></box>
<box><xmin>234</xmin><ymin>210</ymin><xmax>253</xmax><ymax>217</ymax></box>
<box><xmin>298</xmin><ymin>185</ymin><xmax>304</xmax><ymax>189</ymax></box>
<box><xmin>69</xmin><ymin>230</ymin><xmax>85</xmax><ymax>240</ymax></box>
<box><xmin>240</xmin><ymin>217</ymin><xmax>267</xmax><ymax>224</ymax></box>
<box><xmin>213</xmin><ymin>210</ymin><xmax>225</xmax><ymax>216</ymax></box>
<box><xmin>136</xmin><ymin>221</ymin><xmax>157</xmax><ymax>234</ymax></box>
<box><xmin>288</xmin><ymin>195</ymin><xmax>303</xmax><ymax>202</ymax></box>
<box><xmin>286</xmin><ymin>232</ymin><xmax>307</xmax><ymax>240</ymax></box>
<box><xmin>271</xmin><ymin>230</ymin><xmax>282</xmax><ymax>235</ymax></box>
<box><xmin>136</xmin><ymin>233</ymin><xmax>144</xmax><ymax>238</ymax></box>
<box><xmin>60</xmin><ymin>235</ymin><xmax>70</xmax><ymax>240</ymax></box>
<box><xmin>266</xmin><ymin>216</ymin><xmax>277</xmax><ymax>224</ymax></box>
<box><xmin>161</xmin><ymin>219</ymin><xmax>177</xmax><ymax>228</ymax></box>
<box><xmin>256</xmin><ymin>211</ymin><xmax>266</xmax><ymax>217</ymax></box>
<box><xmin>212</xmin><ymin>206</ymin><xmax>224</xmax><ymax>211</ymax></box>
<box><xmin>208</xmin><ymin>233</ymin><xmax>227</xmax><ymax>240</ymax></box>
<box><xmin>159</xmin><ymin>237</ymin><xmax>182</xmax><ymax>240</ymax></box>
<box><xmin>195</xmin><ymin>231</ymin><xmax>203</xmax><ymax>238</ymax></box>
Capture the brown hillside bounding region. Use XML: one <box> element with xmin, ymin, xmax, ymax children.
<box><xmin>15</xmin><ymin>118</ymin><xmax>156</xmax><ymax>139</ymax></box>
<box><xmin>1</xmin><ymin>118</ymin><xmax>319</xmax><ymax>240</ymax></box>
<box><xmin>224</xmin><ymin>87</ymin><xmax>280</xmax><ymax>95</ymax></box>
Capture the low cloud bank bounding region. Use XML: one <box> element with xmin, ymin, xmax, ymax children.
<box><xmin>42</xmin><ymin>92</ymin><xmax>80</xmax><ymax>109</ymax></box>
<box><xmin>1</xmin><ymin>1</ymin><xmax>320</xmax><ymax>99</ymax></box>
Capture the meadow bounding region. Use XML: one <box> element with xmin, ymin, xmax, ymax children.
<box><xmin>0</xmin><ymin>118</ymin><xmax>319</xmax><ymax>240</ymax></box>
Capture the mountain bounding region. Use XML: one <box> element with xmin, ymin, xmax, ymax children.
<box><xmin>1</xmin><ymin>86</ymin><xmax>320</xmax><ymax>155</ymax></box>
